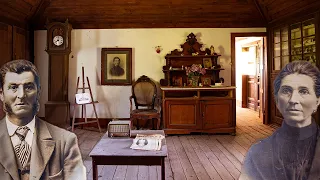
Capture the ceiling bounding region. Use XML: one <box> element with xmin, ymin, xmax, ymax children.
<box><xmin>1</xmin><ymin>0</ymin><xmax>320</xmax><ymax>29</ymax></box>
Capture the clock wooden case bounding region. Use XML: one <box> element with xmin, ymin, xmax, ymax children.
<box><xmin>45</xmin><ymin>20</ymin><xmax>72</xmax><ymax>129</ymax></box>
<box><xmin>46</xmin><ymin>19</ymin><xmax>72</xmax><ymax>53</ymax></box>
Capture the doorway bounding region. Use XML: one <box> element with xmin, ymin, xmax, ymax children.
<box><xmin>231</xmin><ymin>32</ymin><xmax>267</xmax><ymax>124</ymax></box>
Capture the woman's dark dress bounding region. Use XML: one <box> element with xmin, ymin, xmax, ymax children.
<box><xmin>239</xmin><ymin>120</ymin><xmax>320</xmax><ymax>180</ymax></box>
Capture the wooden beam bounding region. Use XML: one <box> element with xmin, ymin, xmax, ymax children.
<box><xmin>29</xmin><ymin>0</ymin><xmax>51</xmax><ymax>26</ymax></box>
<box><xmin>26</xmin><ymin>0</ymin><xmax>44</xmax><ymax>21</ymax></box>
<box><xmin>253</xmin><ymin>0</ymin><xmax>268</xmax><ymax>23</ymax></box>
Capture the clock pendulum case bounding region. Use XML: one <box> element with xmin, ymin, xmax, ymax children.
<box><xmin>45</xmin><ymin>19</ymin><xmax>72</xmax><ymax>129</ymax></box>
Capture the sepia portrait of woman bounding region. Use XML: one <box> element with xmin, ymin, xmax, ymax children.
<box><xmin>239</xmin><ymin>61</ymin><xmax>320</xmax><ymax>180</ymax></box>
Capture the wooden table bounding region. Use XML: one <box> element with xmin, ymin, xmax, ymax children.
<box><xmin>89</xmin><ymin>130</ymin><xmax>168</xmax><ymax>180</ymax></box>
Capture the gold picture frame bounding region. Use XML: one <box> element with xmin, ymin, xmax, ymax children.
<box><xmin>172</xmin><ymin>76</ymin><xmax>183</xmax><ymax>86</ymax></box>
<box><xmin>101</xmin><ymin>48</ymin><xmax>132</xmax><ymax>85</ymax></box>
<box><xmin>201</xmin><ymin>76</ymin><xmax>212</xmax><ymax>86</ymax></box>
<box><xmin>203</xmin><ymin>58</ymin><xmax>213</xmax><ymax>69</ymax></box>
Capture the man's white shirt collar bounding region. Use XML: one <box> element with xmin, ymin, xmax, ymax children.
<box><xmin>6</xmin><ymin>116</ymin><xmax>36</xmax><ymax>136</ymax></box>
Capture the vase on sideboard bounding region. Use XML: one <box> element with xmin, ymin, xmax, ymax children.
<box><xmin>191</xmin><ymin>76</ymin><xmax>200</xmax><ymax>87</ymax></box>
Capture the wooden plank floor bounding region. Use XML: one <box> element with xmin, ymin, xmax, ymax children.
<box><xmin>74</xmin><ymin>107</ymin><xmax>280</xmax><ymax>180</ymax></box>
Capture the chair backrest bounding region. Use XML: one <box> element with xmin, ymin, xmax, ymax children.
<box><xmin>132</xmin><ymin>75</ymin><xmax>157</xmax><ymax>109</ymax></box>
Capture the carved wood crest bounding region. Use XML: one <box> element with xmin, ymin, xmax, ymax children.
<box><xmin>166</xmin><ymin>33</ymin><xmax>209</xmax><ymax>56</ymax></box>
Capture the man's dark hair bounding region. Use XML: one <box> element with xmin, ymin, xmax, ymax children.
<box><xmin>113</xmin><ymin>57</ymin><xmax>120</xmax><ymax>62</ymax></box>
<box><xmin>0</xmin><ymin>59</ymin><xmax>41</xmax><ymax>115</ymax></box>
<box><xmin>0</xmin><ymin>59</ymin><xmax>40</xmax><ymax>91</ymax></box>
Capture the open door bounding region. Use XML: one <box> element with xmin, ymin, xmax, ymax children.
<box><xmin>247</xmin><ymin>75</ymin><xmax>260</xmax><ymax>112</ymax></box>
<box><xmin>231</xmin><ymin>32</ymin><xmax>267</xmax><ymax>124</ymax></box>
<box><xmin>259</xmin><ymin>38</ymin><xmax>265</xmax><ymax>123</ymax></box>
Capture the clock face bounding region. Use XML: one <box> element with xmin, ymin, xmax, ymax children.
<box><xmin>53</xmin><ymin>35</ymin><xmax>64</xmax><ymax>46</ymax></box>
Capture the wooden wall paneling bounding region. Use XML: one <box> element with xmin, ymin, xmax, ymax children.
<box><xmin>316</xmin><ymin>12</ymin><xmax>320</xmax><ymax>69</ymax></box>
<box><xmin>13</xmin><ymin>26</ymin><xmax>27</xmax><ymax>60</ymax></box>
<box><xmin>270</xmin><ymin>72</ymin><xmax>283</xmax><ymax>125</ymax></box>
<box><xmin>0</xmin><ymin>0</ymin><xmax>41</xmax><ymax>29</ymax></box>
<box><xmin>0</xmin><ymin>6</ymin><xmax>27</xmax><ymax>26</ymax></box>
<box><xmin>0</xmin><ymin>22</ymin><xmax>13</xmax><ymax>65</ymax></box>
<box><xmin>0</xmin><ymin>22</ymin><xmax>13</xmax><ymax>120</ymax></box>
<box><xmin>25</xmin><ymin>30</ymin><xmax>31</xmax><ymax>61</ymax></box>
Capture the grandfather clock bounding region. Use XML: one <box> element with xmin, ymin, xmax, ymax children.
<box><xmin>45</xmin><ymin>19</ymin><xmax>72</xmax><ymax>128</ymax></box>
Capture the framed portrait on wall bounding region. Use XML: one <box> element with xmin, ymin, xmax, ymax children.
<box><xmin>101</xmin><ymin>48</ymin><xmax>132</xmax><ymax>85</ymax></box>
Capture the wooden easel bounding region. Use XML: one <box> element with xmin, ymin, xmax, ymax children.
<box><xmin>71</xmin><ymin>67</ymin><xmax>101</xmax><ymax>132</ymax></box>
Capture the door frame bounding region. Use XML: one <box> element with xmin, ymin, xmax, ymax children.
<box><xmin>231</xmin><ymin>32</ymin><xmax>268</xmax><ymax>124</ymax></box>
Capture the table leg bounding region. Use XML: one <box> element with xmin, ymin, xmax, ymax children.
<box><xmin>92</xmin><ymin>159</ymin><xmax>98</xmax><ymax>180</ymax></box>
<box><xmin>161</xmin><ymin>158</ymin><xmax>165</xmax><ymax>180</ymax></box>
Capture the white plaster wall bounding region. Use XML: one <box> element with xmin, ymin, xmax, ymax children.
<box><xmin>34</xmin><ymin>28</ymin><xmax>266</xmax><ymax>118</ymax></box>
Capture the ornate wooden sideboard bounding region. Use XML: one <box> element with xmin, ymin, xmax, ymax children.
<box><xmin>161</xmin><ymin>86</ymin><xmax>236</xmax><ymax>135</ymax></box>
<box><xmin>160</xmin><ymin>33</ymin><xmax>224</xmax><ymax>87</ymax></box>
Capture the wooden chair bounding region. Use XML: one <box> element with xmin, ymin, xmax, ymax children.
<box><xmin>130</xmin><ymin>75</ymin><xmax>161</xmax><ymax>130</ymax></box>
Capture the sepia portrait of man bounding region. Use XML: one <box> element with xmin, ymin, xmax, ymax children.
<box><xmin>109</xmin><ymin>57</ymin><xmax>125</xmax><ymax>76</ymax></box>
<box><xmin>101</xmin><ymin>48</ymin><xmax>132</xmax><ymax>85</ymax></box>
<box><xmin>0</xmin><ymin>60</ymin><xmax>86</xmax><ymax>180</ymax></box>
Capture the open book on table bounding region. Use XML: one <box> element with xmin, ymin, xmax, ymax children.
<box><xmin>130</xmin><ymin>134</ymin><xmax>165</xmax><ymax>151</ymax></box>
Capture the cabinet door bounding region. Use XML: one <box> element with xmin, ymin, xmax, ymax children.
<box><xmin>201</xmin><ymin>100</ymin><xmax>233</xmax><ymax>129</ymax></box>
<box><xmin>273</xmin><ymin>28</ymin><xmax>281</xmax><ymax>70</ymax></box>
<box><xmin>164</xmin><ymin>100</ymin><xmax>201</xmax><ymax>129</ymax></box>
<box><xmin>302</xmin><ymin>19</ymin><xmax>316</xmax><ymax>65</ymax></box>
<box><xmin>0</xmin><ymin>22</ymin><xmax>12</xmax><ymax>65</ymax></box>
<box><xmin>290</xmin><ymin>18</ymin><xmax>316</xmax><ymax>65</ymax></box>
<box><xmin>273</xmin><ymin>26</ymin><xmax>290</xmax><ymax>71</ymax></box>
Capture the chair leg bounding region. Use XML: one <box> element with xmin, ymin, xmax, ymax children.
<box><xmin>71</xmin><ymin>105</ymin><xmax>77</xmax><ymax>132</ymax></box>
<box><xmin>136</xmin><ymin>119</ymin><xmax>139</xmax><ymax>130</ymax></box>
<box><xmin>157</xmin><ymin>118</ymin><xmax>160</xmax><ymax>130</ymax></box>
